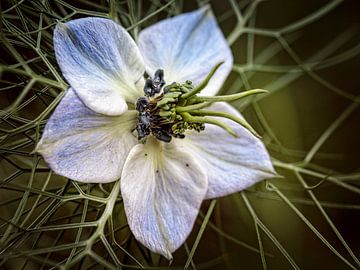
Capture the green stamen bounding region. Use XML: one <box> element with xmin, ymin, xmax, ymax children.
<box><xmin>193</xmin><ymin>89</ymin><xmax>268</xmax><ymax>103</ymax></box>
<box><xmin>189</xmin><ymin>110</ymin><xmax>261</xmax><ymax>138</ymax></box>
<box><xmin>181</xmin><ymin>112</ymin><xmax>238</xmax><ymax>137</ymax></box>
<box><xmin>135</xmin><ymin>63</ymin><xmax>268</xmax><ymax>143</ymax></box>
<box><xmin>176</xmin><ymin>102</ymin><xmax>211</xmax><ymax>113</ymax></box>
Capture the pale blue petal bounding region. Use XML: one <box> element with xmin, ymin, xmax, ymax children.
<box><xmin>54</xmin><ymin>18</ymin><xmax>145</xmax><ymax>115</ymax></box>
<box><xmin>138</xmin><ymin>5</ymin><xmax>233</xmax><ymax>96</ymax></box>
<box><xmin>36</xmin><ymin>88</ymin><xmax>138</xmax><ymax>183</ymax></box>
<box><xmin>121</xmin><ymin>138</ymin><xmax>208</xmax><ymax>259</ymax></box>
<box><xmin>184</xmin><ymin>103</ymin><xmax>276</xmax><ymax>199</ymax></box>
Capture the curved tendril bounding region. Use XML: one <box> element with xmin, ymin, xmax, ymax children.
<box><xmin>189</xmin><ymin>110</ymin><xmax>261</xmax><ymax>138</ymax></box>
<box><xmin>193</xmin><ymin>89</ymin><xmax>268</xmax><ymax>103</ymax></box>
<box><xmin>176</xmin><ymin>102</ymin><xmax>211</xmax><ymax>113</ymax></box>
<box><xmin>181</xmin><ymin>112</ymin><xmax>238</xmax><ymax>137</ymax></box>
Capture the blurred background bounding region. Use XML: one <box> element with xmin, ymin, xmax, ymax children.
<box><xmin>0</xmin><ymin>0</ymin><xmax>359</xmax><ymax>269</ymax></box>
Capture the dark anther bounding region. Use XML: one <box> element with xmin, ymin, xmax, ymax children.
<box><xmin>136</xmin><ymin>97</ymin><xmax>149</xmax><ymax>112</ymax></box>
<box><xmin>136</xmin><ymin>124</ymin><xmax>150</xmax><ymax>141</ymax></box>
<box><xmin>136</xmin><ymin>112</ymin><xmax>152</xmax><ymax>140</ymax></box>
<box><xmin>143</xmin><ymin>69</ymin><xmax>166</xmax><ymax>97</ymax></box>
<box><xmin>144</xmin><ymin>78</ymin><xmax>155</xmax><ymax>97</ymax></box>
<box><xmin>138</xmin><ymin>112</ymin><xmax>152</xmax><ymax>126</ymax></box>
<box><xmin>151</xmin><ymin>128</ymin><xmax>172</xmax><ymax>143</ymax></box>
<box><xmin>153</xmin><ymin>69</ymin><xmax>165</xmax><ymax>89</ymax></box>
<box><xmin>173</xmin><ymin>133</ymin><xmax>185</xmax><ymax>139</ymax></box>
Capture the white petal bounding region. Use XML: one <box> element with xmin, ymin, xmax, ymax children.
<box><xmin>36</xmin><ymin>88</ymin><xmax>138</xmax><ymax>183</ymax></box>
<box><xmin>121</xmin><ymin>138</ymin><xmax>207</xmax><ymax>259</ymax></box>
<box><xmin>138</xmin><ymin>5</ymin><xmax>233</xmax><ymax>96</ymax></box>
<box><xmin>54</xmin><ymin>18</ymin><xmax>145</xmax><ymax>115</ymax></box>
<box><xmin>184</xmin><ymin>103</ymin><xmax>276</xmax><ymax>199</ymax></box>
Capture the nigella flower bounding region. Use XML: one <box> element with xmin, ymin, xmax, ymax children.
<box><xmin>36</xmin><ymin>6</ymin><xmax>275</xmax><ymax>259</ymax></box>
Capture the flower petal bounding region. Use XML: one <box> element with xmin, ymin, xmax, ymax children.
<box><xmin>138</xmin><ymin>5</ymin><xmax>233</xmax><ymax>96</ymax></box>
<box><xmin>54</xmin><ymin>18</ymin><xmax>145</xmax><ymax>115</ymax></box>
<box><xmin>121</xmin><ymin>138</ymin><xmax>207</xmax><ymax>259</ymax></box>
<box><xmin>184</xmin><ymin>103</ymin><xmax>276</xmax><ymax>199</ymax></box>
<box><xmin>36</xmin><ymin>88</ymin><xmax>138</xmax><ymax>183</ymax></box>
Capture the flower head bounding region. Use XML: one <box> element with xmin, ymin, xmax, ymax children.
<box><xmin>37</xmin><ymin>6</ymin><xmax>275</xmax><ymax>260</ymax></box>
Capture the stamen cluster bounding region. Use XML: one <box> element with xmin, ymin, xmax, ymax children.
<box><xmin>135</xmin><ymin>63</ymin><xmax>267</xmax><ymax>143</ymax></box>
<box><xmin>136</xmin><ymin>72</ymin><xmax>204</xmax><ymax>143</ymax></box>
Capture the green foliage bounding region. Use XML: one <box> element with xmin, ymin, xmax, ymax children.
<box><xmin>0</xmin><ymin>0</ymin><xmax>359</xmax><ymax>269</ymax></box>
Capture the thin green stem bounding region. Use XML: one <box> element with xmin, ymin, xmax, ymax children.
<box><xmin>295</xmin><ymin>172</ymin><xmax>360</xmax><ymax>267</ymax></box>
<box><xmin>108</xmin><ymin>0</ymin><xmax>118</xmax><ymax>22</ymax></box>
<box><xmin>266</xmin><ymin>182</ymin><xmax>358</xmax><ymax>270</ymax></box>
<box><xmin>241</xmin><ymin>192</ymin><xmax>267</xmax><ymax>270</ymax></box>
<box><xmin>184</xmin><ymin>200</ymin><xmax>216</xmax><ymax>269</ymax></box>
<box><xmin>0</xmin><ymin>65</ymin><xmax>67</xmax><ymax>90</ymax></box>
<box><xmin>273</xmin><ymin>160</ymin><xmax>360</xmax><ymax>195</ymax></box>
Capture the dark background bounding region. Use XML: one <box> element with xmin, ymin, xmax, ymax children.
<box><xmin>0</xmin><ymin>0</ymin><xmax>359</xmax><ymax>269</ymax></box>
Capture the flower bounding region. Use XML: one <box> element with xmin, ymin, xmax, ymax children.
<box><xmin>36</xmin><ymin>6</ymin><xmax>275</xmax><ymax>260</ymax></box>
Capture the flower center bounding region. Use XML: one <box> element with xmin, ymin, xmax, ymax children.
<box><xmin>135</xmin><ymin>63</ymin><xmax>268</xmax><ymax>143</ymax></box>
<box><xmin>135</xmin><ymin>69</ymin><xmax>204</xmax><ymax>143</ymax></box>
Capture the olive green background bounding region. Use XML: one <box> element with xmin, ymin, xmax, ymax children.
<box><xmin>0</xmin><ymin>0</ymin><xmax>359</xmax><ymax>269</ymax></box>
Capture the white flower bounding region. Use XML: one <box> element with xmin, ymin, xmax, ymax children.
<box><xmin>36</xmin><ymin>6</ymin><xmax>275</xmax><ymax>260</ymax></box>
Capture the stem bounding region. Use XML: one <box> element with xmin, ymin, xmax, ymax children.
<box><xmin>87</xmin><ymin>180</ymin><xmax>120</xmax><ymax>245</ymax></box>
<box><xmin>181</xmin><ymin>62</ymin><xmax>224</xmax><ymax>99</ymax></box>
<box><xmin>191</xmin><ymin>110</ymin><xmax>260</xmax><ymax>138</ymax></box>
<box><xmin>0</xmin><ymin>65</ymin><xmax>67</xmax><ymax>90</ymax></box>
<box><xmin>193</xmin><ymin>89</ymin><xmax>268</xmax><ymax>103</ymax></box>
<box><xmin>181</xmin><ymin>112</ymin><xmax>238</xmax><ymax>137</ymax></box>
<box><xmin>108</xmin><ymin>0</ymin><xmax>118</xmax><ymax>22</ymax></box>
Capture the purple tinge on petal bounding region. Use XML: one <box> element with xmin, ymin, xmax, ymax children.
<box><xmin>36</xmin><ymin>88</ymin><xmax>138</xmax><ymax>183</ymax></box>
<box><xmin>121</xmin><ymin>138</ymin><xmax>208</xmax><ymax>259</ymax></box>
<box><xmin>54</xmin><ymin>17</ymin><xmax>145</xmax><ymax>115</ymax></box>
<box><xmin>184</xmin><ymin>102</ymin><xmax>276</xmax><ymax>199</ymax></box>
<box><xmin>138</xmin><ymin>5</ymin><xmax>233</xmax><ymax>96</ymax></box>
